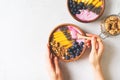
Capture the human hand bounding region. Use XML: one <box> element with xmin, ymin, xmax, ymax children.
<box><xmin>46</xmin><ymin>45</ymin><xmax>63</xmax><ymax>80</ymax></box>
<box><xmin>86</xmin><ymin>34</ymin><xmax>104</xmax><ymax>67</ymax></box>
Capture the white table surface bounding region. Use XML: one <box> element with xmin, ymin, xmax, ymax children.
<box><xmin>0</xmin><ymin>0</ymin><xmax>120</xmax><ymax>80</ymax></box>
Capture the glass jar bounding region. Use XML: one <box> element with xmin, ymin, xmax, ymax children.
<box><xmin>99</xmin><ymin>13</ymin><xmax>120</xmax><ymax>39</ymax></box>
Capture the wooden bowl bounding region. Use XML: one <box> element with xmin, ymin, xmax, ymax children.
<box><xmin>67</xmin><ymin>0</ymin><xmax>105</xmax><ymax>23</ymax></box>
<box><xmin>48</xmin><ymin>23</ymin><xmax>87</xmax><ymax>62</ymax></box>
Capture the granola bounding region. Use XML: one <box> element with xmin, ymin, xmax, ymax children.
<box><xmin>104</xmin><ymin>16</ymin><xmax>120</xmax><ymax>35</ymax></box>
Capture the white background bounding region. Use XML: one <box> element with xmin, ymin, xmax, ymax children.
<box><xmin>0</xmin><ymin>0</ymin><xmax>120</xmax><ymax>80</ymax></box>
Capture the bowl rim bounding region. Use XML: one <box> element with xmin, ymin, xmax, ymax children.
<box><xmin>48</xmin><ymin>23</ymin><xmax>87</xmax><ymax>62</ymax></box>
<box><xmin>67</xmin><ymin>0</ymin><xmax>105</xmax><ymax>23</ymax></box>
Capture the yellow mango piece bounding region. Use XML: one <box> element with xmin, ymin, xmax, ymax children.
<box><xmin>60</xmin><ymin>41</ymin><xmax>72</xmax><ymax>46</ymax></box>
<box><xmin>54</xmin><ymin>36</ymin><xmax>66</xmax><ymax>41</ymax></box>
<box><xmin>54</xmin><ymin>38</ymin><xmax>68</xmax><ymax>42</ymax></box>
<box><xmin>95</xmin><ymin>1</ymin><xmax>103</xmax><ymax>7</ymax></box>
<box><xmin>60</xmin><ymin>40</ymin><xmax>71</xmax><ymax>44</ymax></box>
<box><xmin>84</xmin><ymin>0</ymin><xmax>89</xmax><ymax>4</ymax></box>
<box><xmin>74</xmin><ymin>0</ymin><xmax>78</xmax><ymax>2</ymax></box>
<box><xmin>53</xmin><ymin>31</ymin><xmax>66</xmax><ymax>39</ymax></box>
<box><xmin>77</xmin><ymin>0</ymin><xmax>81</xmax><ymax>4</ymax></box>
<box><xmin>53</xmin><ymin>31</ymin><xmax>63</xmax><ymax>35</ymax></box>
<box><xmin>54</xmin><ymin>34</ymin><xmax>65</xmax><ymax>38</ymax></box>
<box><xmin>92</xmin><ymin>0</ymin><xmax>99</xmax><ymax>5</ymax></box>
<box><xmin>87</xmin><ymin>0</ymin><xmax>93</xmax><ymax>5</ymax></box>
<box><xmin>82</xmin><ymin>0</ymin><xmax>86</xmax><ymax>3</ymax></box>
<box><xmin>65</xmin><ymin>44</ymin><xmax>72</xmax><ymax>48</ymax></box>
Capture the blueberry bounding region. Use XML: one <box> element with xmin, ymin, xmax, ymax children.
<box><xmin>79</xmin><ymin>2</ymin><xmax>84</xmax><ymax>7</ymax></box>
<box><xmin>77</xmin><ymin>5</ymin><xmax>83</xmax><ymax>10</ymax></box>
<box><xmin>60</xmin><ymin>27</ymin><xmax>65</xmax><ymax>31</ymax></box>
<box><xmin>65</xmin><ymin>55</ymin><xmax>70</xmax><ymax>60</ymax></box>
<box><xmin>69</xmin><ymin>51</ymin><xmax>74</xmax><ymax>55</ymax></box>
<box><xmin>72</xmin><ymin>1</ymin><xmax>77</xmax><ymax>5</ymax></box>
<box><xmin>75</xmin><ymin>52</ymin><xmax>80</xmax><ymax>56</ymax></box>
<box><xmin>73</xmin><ymin>41</ymin><xmax>78</xmax><ymax>45</ymax></box>
<box><xmin>87</xmin><ymin>4</ymin><xmax>94</xmax><ymax>10</ymax></box>
<box><xmin>69</xmin><ymin>0</ymin><xmax>73</xmax><ymax>4</ymax></box>
<box><xmin>76</xmin><ymin>11</ymin><xmax>81</xmax><ymax>14</ymax></box>
<box><xmin>76</xmin><ymin>48</ymin><xmax>81</xmax><ymax>54</ymax></box>
<box><xmin>73</xmin><ymin>49</ymin><xmax>77</xmax><ymax>54</ymax></box>
<box><xmin>68</xmin><ymin>47</ymin><xmax>73</xmax><ymax>52</ymax></box>
<box><xmin>64</xmin><ymin>27</ymin><xmax>68</xmax><ymax>30</ymax></box>
<box><xmin>69</xmin><ymin>4</ymin><xmax>73</xmax><ymax>8</ymax></box>
<box><xmin>80</xmin><ymin>45</ymin><xmax>83</xmax><ymax>50</ymax></box>
<box><xmin>74</xmin><ymin>44</ymin><xmax>78</xmax><ymax>48</ymax></box>
<box><xmin>73</xmin><ymin>4</ymin><xmax>76</xmax><ymax>8</ymax></box>
<box><xmin>80</xmin><ymin>42</ymin><xmax>84</xmax><ymax>45</ymax></box>
<box><xmin>70</xmin><ymin>8</ymin><xmax>74</xmax><ymax>12</ymax></box>
<box><xmin>71</xmin><ymin>46</ymin><xmax>75</xmax><ymax>50</ymax></box>
<box><xmin>70</xmin><ymin>54</ymin><xmax>75</xmax><ymax>58</ymax></box>
<box><xmin>67</xmin><ymin>48</ymin><xmax>71</xmax><ymax>52</ymax></box>
<box><xmin>83</xmin><ymin>6</ymin><xmax>87</xmax><ymax>9</ymax></box>
<box><xmin>76</xmin><ymin>48</ymin><xmax>82</xmax><ymax>53</ymax></box>
<box><xmin>95</xmin><ymin>7</ymin><xmax>102</xmax><ymax>14</ymax></box>
<box><xmin>76</xmin><ymin>49</ymin><xmax>81</xmax><ymax>53</ymax></box>
<box><xmin>70</xmin><ymin>9</ymin><xmax>76</xmax><ymax>15</ymax></box>
<box><xmin>73</xmin><ymin>8</ymin><xmax>77</xmax><ymax>12</ymax></box>
<box><xmin>77</xmin><ymin>45</ymin><xmax>80</xmax><ymax>49</ymax></box>
<box><xmin>72</xmin><ymin>11</ymin><xmax>76</xmax><ymax>15</ymax></box>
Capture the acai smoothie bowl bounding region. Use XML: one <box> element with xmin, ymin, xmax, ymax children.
<box><xmin>48</xmin><ymin>24</ymin><xmax>91</xmax><ymax>62</ymax></box>
<box><xmin>67</xmin><ymin>0</ymin><xmax>105</xmax><ymax>23</ymax></box>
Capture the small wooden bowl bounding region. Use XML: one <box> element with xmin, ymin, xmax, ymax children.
<box><xmin>67</xmin><ymin>0</ymin><xmax>105</xmax><ymax>23</ymax></box>
<box><xmin>48</xmin><ymin>23</ymin><xmax>87</xmax><ymax>62</ymax></box>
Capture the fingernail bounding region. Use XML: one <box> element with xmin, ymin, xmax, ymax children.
<box><xmin>55</xmin><ymin>57</ymin><xmax>57</xmax><ymax>60</ymax></box>
<box><xmin>86</xmin><ymin>33</ymin><xmax>89</xmax><ymax>35</ymax></box>
<box><xmin>92</xmin><ymin>37</ymin><xmax>96</xmax><ymax>40</ymax></box>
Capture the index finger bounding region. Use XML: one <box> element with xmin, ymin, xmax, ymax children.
<box><xmin>86</xmin><ymin>33</ymin><xmax>103</xmax><ymax>42</ymax></box>
<box><xmin>86</xmin><ymin>33</ymin><xmax>99</xmax><ymax>38</ymax></box>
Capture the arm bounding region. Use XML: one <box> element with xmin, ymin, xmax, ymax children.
<box><xmin>87</xmin><ymin>34</ymin><xmax>104</xmax><ymax>80</ymax></box>
<box><xmin>92</xmin><ymin>64</ymin><xmax>104</xmax><ymax>80</ymax></box>
<box><xmin>46</xmin><ymin>45</ymin><xmax>63</xmax><ymax>80</ymax></box>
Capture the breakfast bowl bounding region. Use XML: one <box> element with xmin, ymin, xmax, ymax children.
<box><xmin>67</xmin><ymin>0</ymin><xmax>105</xmax><ymax>23</ymax></box>
<box><xmin>48</xmin><ymin>24</ymin><xmax>89</xmax><ymax>62</ymax></box>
